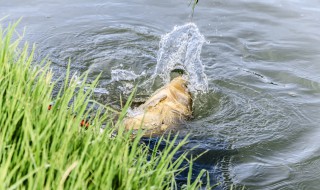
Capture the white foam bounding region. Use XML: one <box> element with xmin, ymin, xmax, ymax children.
<box><xmin>111</xmin><ymin>69</ymin><xmax>141</xmax><ymax>81</ymax></box>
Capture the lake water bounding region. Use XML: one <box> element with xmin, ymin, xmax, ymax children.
<box><xmin>2</xmin><ymin>0</ymin><xmax>320</xmax><ymax>189</ymax></box>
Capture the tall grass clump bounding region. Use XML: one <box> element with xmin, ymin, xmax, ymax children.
<box><xmin>0</xmin><ymin>21</ymin><xmax>210</xmax><ymax>189</ymax></box>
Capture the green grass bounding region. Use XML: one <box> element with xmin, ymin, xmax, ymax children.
<box><xmin>0</xmin><ymin>20</ymin><xmax>211</xmax><ymax>189</ymax></box>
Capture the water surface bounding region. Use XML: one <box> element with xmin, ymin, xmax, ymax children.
<box><xmin>2</xmin><ymin>0</ymin><xmax>320</xmax><ymax>189</ymax></box>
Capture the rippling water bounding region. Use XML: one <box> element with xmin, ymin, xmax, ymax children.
<box><xmin>2</xmin><ymin>0</ymin><xmax>320</xmax><ymax>189</ymax></box>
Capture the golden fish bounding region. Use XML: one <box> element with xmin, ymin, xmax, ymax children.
<box><xmin>124</xmin><ymin>76</ymin><xmax>192</xmax><ymax>134</ymax></box>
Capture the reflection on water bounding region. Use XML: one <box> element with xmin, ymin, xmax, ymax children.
<box><xmin>1</xmin><ymin>0</ymin><xmax>320</xmax><ymax>189</ymax></box>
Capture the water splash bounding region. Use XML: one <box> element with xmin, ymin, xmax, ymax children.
<box><xmin>152</xmin><ymin>23</ymin><xmax>208</xmax><ymax>93</ymax></box>
<box><xmin>111</xmin><ymin>69</ymin><xmax>143</xmax><ymax>82</ymax></box>
<box><xmin>109</xmin><ymin>23</ymin><xmax>208</xmax><ymax>94</ymax></box>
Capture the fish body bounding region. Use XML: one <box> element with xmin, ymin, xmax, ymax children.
<box><xmin>124</xmin><ymin>76</ymin><xmax>192</xmax><ymax>133</ymax></box>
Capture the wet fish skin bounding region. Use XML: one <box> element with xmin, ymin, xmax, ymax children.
<box><xmin>124</xmin><ymin>76</ymin><xmax>192</xmax><ymax>133</ymax></box>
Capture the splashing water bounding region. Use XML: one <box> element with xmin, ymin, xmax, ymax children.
<box><xmin>153</xmin><ymin>23</ymin><xmax>208</xmax><ymax>93</ymax></box>
<box><xmin>110</xmin><ymin>23</ymin><xmax>208</xmax><ymax>94</ymax></box>
<box><xmin>111</xmin><ymin>69</ymin><xmax>143</xmax><ymax>82</ymax></box>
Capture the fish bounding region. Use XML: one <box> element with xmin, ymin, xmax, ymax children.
<box><xmin>124</xmin><ymin>76</ymin><xmax>192</xmax><ymax>134</ymax></box>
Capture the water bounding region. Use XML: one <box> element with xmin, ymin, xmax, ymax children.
<box><xmin>2</xmin><ymin>0</ymin><xmax>320</xmax><ymax>189</ymax></box>
<box><xmin>152</xmin><ymin>23</ymin><xmax>208</xmax><ymax>93</ymax></box>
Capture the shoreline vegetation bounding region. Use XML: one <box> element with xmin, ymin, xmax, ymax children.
<box><xmin>0</xmin><ymin>21</ymin><xmax>212</xmax><ymax>189</ymax></box>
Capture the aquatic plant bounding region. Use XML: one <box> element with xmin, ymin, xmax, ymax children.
<box><xmin>190</xmin><ymin>0</ymin><xmax>199</xmax><ymax>16</ymax></box>
<box><xmin>0</xmin><ymin>20</ymin><xmax>211</xmax><ymax>189</ymax></box>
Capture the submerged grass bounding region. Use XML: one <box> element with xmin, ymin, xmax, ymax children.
<box><xmin>0</xmin><ymin>21</ymin><xmax>211</xmax><ymax>189</ymax></box>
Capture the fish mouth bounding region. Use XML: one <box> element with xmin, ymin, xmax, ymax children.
<box><xmin>170</xmin><ymin>68</ymin><xmax>187</xmax><ymax>81</ymax></box>
<box><xmin>171</xmin><ymin>68</ymin><xmax>185</xmax><ymax>75</ymax></box>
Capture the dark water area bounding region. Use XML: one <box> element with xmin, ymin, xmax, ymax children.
<box><xmin>2</xmin><ymin>0</ymin><xmax>320</xmax><ymax>189</ymax></box>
